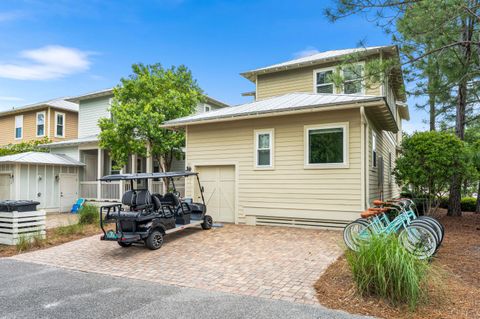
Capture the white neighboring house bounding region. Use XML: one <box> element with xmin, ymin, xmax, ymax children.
<box><xmin>45</xmin><ymin>88</ymin><xmax>228</xmax><ymax>204</ymax></box>
<box><xmin>0</xmin><ymin>152</ymin><xmax>84</xmax><ymax>212</ymax></box>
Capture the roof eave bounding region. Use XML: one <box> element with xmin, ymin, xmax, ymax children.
<box><xmin>163</xmin><ymin>97</ymin><xmax>385</xmax><ymax>129</ymax></box>
<box><xmin>66</xmin><ymin>89</ymin><xmax>114</xmax><ymax>103</ymax></box>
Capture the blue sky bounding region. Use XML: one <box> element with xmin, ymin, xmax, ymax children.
<box><xmin>0</xmin><ymin>0</ymin><xmax>426</xmax><ymax>132</ymax></box>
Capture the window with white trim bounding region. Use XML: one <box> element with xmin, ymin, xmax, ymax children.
<box><xmin>254</xmin><ymin>129</ymin><xmax>273</xmax><ymax>168</ymax></box>
<box><xmin>342</xmin><ymin>64</ymin><xmax>364</xmax><ymax>94</ymax></box>
<box><xmin>305</xmin><ymin>123</ymin><xmax>348</xmax><ymax>167</ymax></box>
<box><xmin>204</xmin><ymin>105</ymin><xmax>211</xmax><ymax>112</ymax></box>
<box><xmin>15</xmin><ymin>115</ymin><xmax>23</xmax><ymax>139</ymax></box>
<box><xmin>372</xmin><ymin>131</ymin><xmax>377</xmax><ymax>168</ymax></box>
<box><xmin>314</xmin><ymin>68</ymin><xmax>335</xmax><ymax>94</ymax></box>
<box><xmin>55</xmin><ymin>112</ymin><xmax>65</xmax><ymax>137</ymax></box>
<box><xmin>36</xmin><ymin>112</ymin><xmax>45</xmax><ymax>137</ymax></box>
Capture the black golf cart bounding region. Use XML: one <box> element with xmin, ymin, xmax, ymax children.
<box><xmin>99</xmin><ymin>170</ymin><xmax>212</xmax><ymax>250</ymax></box>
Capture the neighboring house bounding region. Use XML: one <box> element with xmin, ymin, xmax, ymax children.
<box><xmin>46</xmin><ymin>88</ymin><xmax>228</xmax><ymax>205</ymax></box>
<box><xmin>164</xmin><ymin>45</ymin><xmax>410</xmax><ymax>228</ymax></box>
<box><xmin>0</xmin><ymin>98</ymin><xmax>78</xmax><ymax>146</ymax></box>
<box><xmin>0</xmin><ymin>152</ymin><xmax>84</xmax><ymax>212</ymax></box>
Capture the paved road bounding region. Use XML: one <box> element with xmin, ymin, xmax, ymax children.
<box><xmin>0</xmin><ymin>259</ymin><xmax>370</xmax><ymax>319</ymax></box>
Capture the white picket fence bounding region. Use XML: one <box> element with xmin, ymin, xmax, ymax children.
<box><xmin>0</xmin><ymin>210</ymin><xmax>46</xmax><ymax>245</ymax></box>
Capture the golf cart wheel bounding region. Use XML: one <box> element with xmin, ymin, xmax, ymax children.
<box><xmin>201</xmin><ymin>215</ymin><xmax>213</xmax><ymax>230</ymax></box>
<box><xmin>117</xmin><ymin>242</ymin><xmax>132</xmax><ymax>248</ymax></box>
<box><xmin>145</xmin><ymin>230</ymin><xmax>164</xmax><ymax>250</ymax></box>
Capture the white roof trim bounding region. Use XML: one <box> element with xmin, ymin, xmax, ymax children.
<box><xmin>0</xmin><ymin>152</ymin><xmax>84</xmax><ymax>166</ymax></box>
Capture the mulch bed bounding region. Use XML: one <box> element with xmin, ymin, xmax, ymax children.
<box><xmin>314</xmin><ymin>210</ymin><xmax>480</xmax><ymax>319</ymax></box>
<box><xmin>0</xmin><ymin>224</ymin><xmax>101</xmax><ymax>258</ymax></box>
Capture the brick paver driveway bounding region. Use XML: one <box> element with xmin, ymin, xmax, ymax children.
<box><xmin>12</xmin><ymin>224</ymin><xmax>342</xmax><ymax>304</ymax></box>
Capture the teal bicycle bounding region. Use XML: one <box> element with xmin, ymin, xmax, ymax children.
<box><xmin>343</xmin><ymin>198</ymin><xmax>443</xmax><ymax>260</ymax></box>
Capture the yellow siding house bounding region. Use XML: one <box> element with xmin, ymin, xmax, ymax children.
<box><xmin>164</xmin><ymin>45</ymin><xmax>409</xmax><ymax>228</ymax></box>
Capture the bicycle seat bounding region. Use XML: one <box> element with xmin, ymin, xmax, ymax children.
<box><xmin>368</xmin><ymin>207</ymin><xmax>389</xmax><ymax>212</ymax></box>
<box><xmin>372</xmin><ymin>199</ymin><xmax>385</xmax><ymax>206</ymax></box>
<box><xmin>361</xmin><ymin>210</ymin><xmax>381</xmax><ymax>218</ymax></box>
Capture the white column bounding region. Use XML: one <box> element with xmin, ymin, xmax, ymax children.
<box><xmin>97</xmin><ymin>148</ymin><xmax>103</xmax><ymax>200</ymax></box>
<box><xmin>131</xmin><ymin>154</ymin><xmax>137</xmax><ymax>189</ymax></box>
<box><xmin>119</xmin><ymin>166</ymin><xmax>125</xmax><ymax>201</ymax></box>
<box><xmin>146</xmin><ymin>144</ymin><xmax>153</xmax><ymax>191</ymax></box>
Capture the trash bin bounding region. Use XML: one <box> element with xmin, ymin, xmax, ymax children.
<box><xmin>0</xmin><ymin>200</ymin><xmax>40</xmax><ymax>212</ymax></box>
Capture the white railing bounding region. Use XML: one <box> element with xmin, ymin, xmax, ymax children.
<box><xmin>101</xmin><ymin>182</ymin><xmax>120</xmax><ymax>200</ymax></box>
<box><xmin>80</xmin><ymin>181</ymin><xmax>98</xmax><ymax>199</ymax></box>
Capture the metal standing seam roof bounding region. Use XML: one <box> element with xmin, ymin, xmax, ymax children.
<box><xmin>163</xmin><ymin>93</ymin><xmax>384</xmax><ymax>127</ymax></box>
<box><xmin>241</xmin><ymin>45</ymin><xmax>396</xmax><ymax>81</ymax></box>
<box><xmin>0</xmin><ymin>152</ymin><xmax>84</xmax><ymax>166</ymax></box>
<box><xmin>0</xmin><ymin>98</ymin><xmax>78</xmax><ymax>116</ymax></box>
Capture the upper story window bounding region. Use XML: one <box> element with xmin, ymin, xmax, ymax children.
<box><xmin>372</xmin><ymin>131</ymin><xmax>377</xmax><ymax>168</ymax></box>
<box><xmin>55</xmin><ymin>112</ymin><xmax>65</xmax><ymax>138</ymax></box>
<box><xmin>15</xmin><ymin>115</ymin><xmax>23</xmax><ymax>140</ymax></box>
<box><xmin>304</xmin><ymin>123</ymin><xmax>349</xmax><ymax>168</ymax></box>
<box><xmin>314</xmin><ymin>68</ymin><xmax>335</xmax><ymax>94</ymax></box>
<box><xmin>36</xmin><ymin>112</ymin><xmax>46</xmax><ymax>137</ymax></box>
<box><xmin>254</xmin><ymin>129</ymin><xmax>274</xmax><ymax>168</ymax></box>
<box><xmin>343</xmin><ymin>64</ymin><xmax>364</xmax><ymax>94</ymax></box>
<box><xmin>204</xmin><ymin>105</ymin><xmax>211</xmax><ymax>112</ymax></box>
<box><xmin>313</xmin><ymin>63</ymin><xmax>365</xmax><ymax>95</ymax></box>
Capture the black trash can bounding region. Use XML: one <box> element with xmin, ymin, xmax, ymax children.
<box><xmin>0</xmin><ymin>200</ymin><xmax>40</xmax><ymax>212</ymax></box>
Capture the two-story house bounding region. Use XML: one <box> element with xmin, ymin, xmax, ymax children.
<box><xmin>0</xmin><ymin>98</ymin><xmax>78</xmax><ymax>146</ymax></box>
<box><xmin>164</xmin><ymin>45</ymin><xmax>410</xmax><ymax>227</ymax></box>
<box><xmin>46</xmin><ymin>88</ymin><xmax>228</xmax><ymax>205</ymax></box>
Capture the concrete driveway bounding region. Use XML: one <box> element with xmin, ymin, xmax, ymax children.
<box><xmin>0</xmin><ymin>259</ymin><xmax>370</xmax><ymax>319</ymax></box>
<box><xmin>12</xmin><ymin>224</ymin><xmax>342</xmax><ymax>305</ymax></box>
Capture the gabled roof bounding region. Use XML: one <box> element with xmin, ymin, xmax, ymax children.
<box><xmin>0</xmin><ymin>98</ymin><xmax>78</xmax><ymax>117</ymax></box>
<box><xmin>241</xmin><ymin>45</ymin><xmax>397</xmax><ymax>82</ymax></box>
<box><xmin>67</xmin><ymin>88</ymin><xmax>230</xmax><ymax>108</ymax></box>
<box><xmin>164</xmin><ymin>92</ymin><xmax>385</xmax><ymax>127</ymax></box>
<box><xmin>0</xmin><ymin>152</ymin><xmax>84</xmax><ymax>166</ymax></box>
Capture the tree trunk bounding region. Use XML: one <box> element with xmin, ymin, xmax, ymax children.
<box><xmin>476</xmin><ymin>181</ymin><xmax>480</xmax><ymax>214</ymax></box>
<box><xmin>429</xmin><ymin>96</ymin><xmax>435</xmax><ymax>131</ymax></box>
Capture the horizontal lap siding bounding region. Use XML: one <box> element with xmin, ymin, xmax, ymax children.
<box><xmin>186</xmin><ymin>109</ymin><xmax>362</xmax><ymax>223</ymax></box>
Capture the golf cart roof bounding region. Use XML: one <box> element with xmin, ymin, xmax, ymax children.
<box><xmin>99</xmin><ymin>171</ymin><xmax>198</xmax><ymax>181</ymax></box>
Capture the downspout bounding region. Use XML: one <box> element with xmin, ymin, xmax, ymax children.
<box><xmin>360</xmin><ymin>106</ymin><xmax>369</xmax><ymax>209</ymax></box>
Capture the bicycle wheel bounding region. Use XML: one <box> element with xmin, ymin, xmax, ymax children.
<box><xmin>410</xmin><ymin>219</ymin><xmax>440</xmax><ymax>248</ymax></box>
<box><xmin>343</xmin><ymin>219</ymin><xmax>371</xmax><ymax>251</ymax></box>
<box><xmin>417</xmin><ymin>216</ymin><xmax>444</xmax><ymax>243</ymax></box>
<box><xmin>398</xmin><ymin>224</ymin><xmax>437</xmax><ymax>260</ymax></box>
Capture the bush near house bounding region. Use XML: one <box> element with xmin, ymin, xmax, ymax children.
<box><xmin>78</xmin><ymin>204</ymin><xmax>100</xmax><ymax>225</ymax></box>
<box><xmin>0</xmin><ymin>137</ymin><xmax>50</xmax><ymax>156</ymax></box>
<box><xmin>438</xmin><ymin>196</ymin><xmax>477</xmax><ymax>212</ymax></box>
<box><xmin>345</xmin><ymin>234</ymin><xmax>433</xmax><ymax>310</ymax></box>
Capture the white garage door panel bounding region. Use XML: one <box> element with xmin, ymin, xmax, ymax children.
<box><xmin>0</xmin><ymin>174</ymin><xmax>11</xmax><ymax>200</ymax></box>
<box><xmin>196</xmin><ymin>166</ymin><xmax>235</xmax><ymax>223</ymax></box>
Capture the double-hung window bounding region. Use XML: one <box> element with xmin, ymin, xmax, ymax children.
<box><xmin>342</xmin><ymin>64</ymin><xmax>364</xmax><ymax>94</ymax></box>
<box><xmin>372</xmin><ymin>131</ymin><xmax>377</xmax><ymax>168</ymax></box>
<box><xmin>55</xmin><ymin>112</ymin><xmax>65</xmax><ymax>138</ymax></box>
<box><xmin>36</xmin><ymin>112</ymin><xmax>45</xmax><ymax>137</ymax></box>
<box><xmin>314</xmin><ymin>68</ymin><xmax>335</xmax><ymax>94</ymax></box>
<box><xmin>15</xmin><ymin>115</ymin><xmax>23</xmax><ymax>140</ymax></box>
<box><xmin>305</xmin><ymin>123</ymin><xmax>348</xmax><ymax>168</ymax></box>
<box><xmin>254</xmin><ymin>129</ymin><xmax>274</xmax><ymax>168</ymax></box>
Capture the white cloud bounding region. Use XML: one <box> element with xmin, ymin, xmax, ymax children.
<box><xmin>0</xmin><ymin>11</ymin><xmax>25</xmax><ymax>23</ymax></box>
<box><xmin>293</xmin><ymin>46</ymin><xmax>320</xmax><ymax>59</ymax></box>
<box><xmin>0</xmin><ymin>96</ymin><xmax>23</xmax><ymax>102</ymax></box>
<box><xmin>0</xmin><ymin>45</ymin><xmax>92</xmax><ymax>80</ymax></box>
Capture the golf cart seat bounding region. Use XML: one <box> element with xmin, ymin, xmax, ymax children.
<box><xmin>161</xmin><ymin>193</ymin><xmax>180</xmax><ymax>207</ymax></box>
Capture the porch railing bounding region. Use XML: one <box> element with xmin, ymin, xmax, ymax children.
<box><xmin>79</xmin><ymin>181</ymin><xmax>98</xmax><ymax>199</ymax></box>
<box><xmin>101</xmin><ymin>182</ymin><xmax>121</xmax><ymax>200</ymax></box>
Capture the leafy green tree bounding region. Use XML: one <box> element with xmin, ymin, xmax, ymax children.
<box><xmin>99</xmin><ymin>63</ymin><xmax>203</xmax><ymax>182</ymax></box>
<box><xmin>0</xmin><ymin>137</ymin><xmax>50</xmax><ymax>156</ymax></box>
<box><xmin>394</xmin><ymin>131</ymin><xmax>471</xmax><ymax>214</ymax></box>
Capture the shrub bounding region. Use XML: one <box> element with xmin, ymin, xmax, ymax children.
<box><xmin>461</xmin><ymin>197</ymin><xmax>477</xmax><ymax>212</ymax></box>
<box><xmin>345</xmin><ymin>234</ymin><xmax>431</xmax><ymax>310</ymax></box>
<box><xmin>54</xmin><ymin>223</ymin><xmax>84</xmax><ymax>236</ymax></box>
<box><xmin>78</xmin><ymin>204</ymin><xmax>99</xmax><ymax>225</ymax></box>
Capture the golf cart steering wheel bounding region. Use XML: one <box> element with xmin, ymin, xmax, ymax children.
<box><xmin>173</xmin><ymin>190</ymin><xmax>181</xmax><ymax>198</ymax></box>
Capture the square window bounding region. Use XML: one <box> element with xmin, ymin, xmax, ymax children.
<box><xmin>308</xmin><ymin>128</ymin><xmax>344</xmax><ymax>164</ymax></box>
<box><xmin>343</xmin><ymin>64</ymin><xmax>363</xmax><ymax>94</ymax></box>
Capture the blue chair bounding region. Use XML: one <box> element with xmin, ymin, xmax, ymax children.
<box><xmin>71</xmin><ymin>198</ymin><xmax>86</xmax><ymax>214</ymax></box>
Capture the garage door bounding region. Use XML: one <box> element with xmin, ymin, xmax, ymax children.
<box><xmin>0</xmin><ymin>174</ymin><xmax>11</xmax><ymax>200</ymax></box>
<box><xmin>195</xmin><ymin>166</ymin><xmax>235</xmax><ymax>223</ymax></box>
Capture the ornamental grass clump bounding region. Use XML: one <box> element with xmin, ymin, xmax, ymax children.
<box><xmin>78</xmin><ymin>204</ymin><xmax>100</xmax><ymax>225</ymax></box>
<box><xmin>345</xmin><ymin>234</ymin><xmax>431</xmax><ymax>310</ymax></box>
